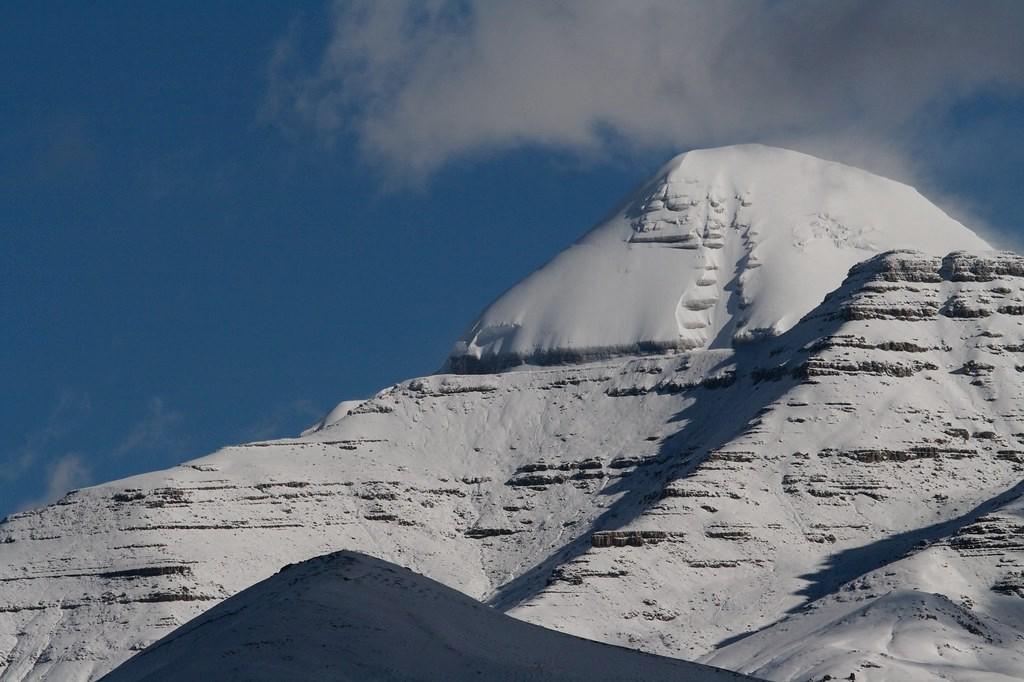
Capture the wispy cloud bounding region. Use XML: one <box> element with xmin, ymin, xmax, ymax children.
<box><xmin>19</xmin><ymin>454</ymin><xmax>93</xmax><ymax>511</ymax></box>
<box><xmin>3</xmin><ymin>393</ymin><xmax>189</xmax><ymax>514</ymax></box>
<box><xmin>109</xmin><ymin>397</ymin><xmax>186</xmax><ymax>460</ymax></box>
<box><xmin>237</xmin><ymin>398</ymin><xmax>323</xmax><ymax>442</ymax></box>
<box><xmin>1</xmin><ymin>389</ymin><xmax>91</xmax><ymax>484</ymax></box>
<box><xmin>263</xmin><ymin>1</ymin><xmax>1024</xmax><ymax>183</ymax></box>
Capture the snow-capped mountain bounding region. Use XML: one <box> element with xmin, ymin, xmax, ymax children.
<box><xmin>448</xmin><ymin>144</ymin><xmax>988</xmax><ymax>371</ymax></box>
<box><xmin>3</xmin><ymin>145</ymin><xmax>1023</xmax><ymax>682</ymax></box>
<box><xmin>103</xmin><ymin>551</ymin><xmax>752</xmax><ymax>681</ymax></box>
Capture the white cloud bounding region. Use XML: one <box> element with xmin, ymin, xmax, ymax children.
<box><xmin>3</xmin><ymin>394</ymin><xmax>188</xmax><ymax>515</ymax></box>
<box><xmin>19</xmin><ymin>454</ymin><xmax>92</xmax><ymax>511</ymax></box>
<box><xmin>1</xmin><ymin>389</ymin><xmax>91</xmax><ymax>483</ymax></box>
<box><xmin>110</xmin><ymin>397</ymin><xmax>185</xmax><ymax>460</ymax></box>
<box><xmin>237</xmin><ymin>398</ymin><xmax>323</xmax><ymax>442</ymax></box>
<box><xmin>263</xmin><ymin>0</ymin><xmax>1024</xmax><ymax>180</ymax></box>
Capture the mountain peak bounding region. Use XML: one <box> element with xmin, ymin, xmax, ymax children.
<box><xmin>447</xmin><ymin>145</ymin><xmax>989</xmax><ymax>373</ymax></box>
<box><xmin>105</xmin><ymin>551</ymin><xmax>751</xmax><ymax>682</ymax></box>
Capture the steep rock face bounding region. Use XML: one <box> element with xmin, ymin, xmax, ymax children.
<box><xmin>103</xmin><ymin>551</ymin><xmax>753</xmax><ymax>682</ymax></box>
<box><xmin>5</xmin><ymin>250</ymin><xmax>1024</xmax><ymax>681</ymax></box>
<box><xmin>500</xmin><ymin>250</ymin><xmax>1024</xmax><ymax>680</ymax></box>
<box><xmin>447</xmin><ymin>145</ymin><xmax>988</xmax><ymax>373</ymax></box>
<box><xmin>706</xmin><ymin>489</ymin><xmax>1024</xmax><ymax>681</ymax></box>
<box><xmin>0</xmin><ymin>147</ymin><xmax>1019</xmax><ymax>682</ymax></box>
<box><xmin>0</xmin><ymin>360</ymin><xmax>704</xmax><ymax>680</ymax></box>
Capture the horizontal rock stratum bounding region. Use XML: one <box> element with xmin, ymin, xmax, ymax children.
<box><xmin>3</xmin><ymin>146</ymin><xmax>1023</xmax><ymax>682</ymax></box>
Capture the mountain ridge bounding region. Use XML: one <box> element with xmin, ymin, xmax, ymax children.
<box><xmin>102</xmin><ymin>551</ymin><xmax>754</xmax><ymax>682</ymax></box>
<box><xmin>3</xmin><ymin>147</ymin><xmax>1023</xmax><ymax>682</ymax></box>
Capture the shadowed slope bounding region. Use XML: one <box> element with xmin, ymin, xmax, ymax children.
<box><xmin>103</xmin><ymin>552</ymin><xmax>756</xmax><ymax>682</ymax></box>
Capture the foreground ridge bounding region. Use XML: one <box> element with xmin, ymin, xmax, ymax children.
<box><xmin>104</xmin><ymin>551</ymin><xmax>754</xmax><ymax>681</ymax></box>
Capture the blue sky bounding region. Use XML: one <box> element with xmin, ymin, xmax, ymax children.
<box><xmin>3</xmin><ymin>1</ymin><xmax>1023</xmax><ymax>516</ymax></box>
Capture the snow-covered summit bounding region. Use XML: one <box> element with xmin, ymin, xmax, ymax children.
<box><xmin>448</xmin><ymin>144</ymin><xmax>989</xmax><ymax>372</ymax></box>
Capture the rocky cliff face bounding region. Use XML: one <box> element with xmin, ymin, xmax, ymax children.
<box><xmin>2</xmin><ymin>147</ymin><xmax>1021</xmax><ymax>682</ymax></box>
<box><xmin>0</xmin><ymin>348</ymin><xmax>707</xmax><ymax>680</ymax></box>
<box><xmin>504</xmin><ymin>250</ymin><xmax>1024</xmax><ymax>681</ymax></box>
<box><xmin>5</xmin><ymin>250</ymin><xmax>1024</xmax><ymax>681</ymax></box>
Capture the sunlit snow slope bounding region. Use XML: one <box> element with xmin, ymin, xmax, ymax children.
<box><xmin>104</xmin><ymin>551</ymin><xmax>753</xmax><ymax>682</ymax></box>
<box><xmin>447</xmin><ymin>145</ymin><xmax>989</xmax><ymax>372</ymax></box>
<box><xmin>2</xmin><ymin>146</ymin><xmax>1020</xmax><ymax>682</ymax></box>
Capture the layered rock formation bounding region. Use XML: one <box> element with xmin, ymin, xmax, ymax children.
<box><xmin>2</xmin><ymin>146</ymin><xmax>1021</xmax><ymax>682</ymax></box>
